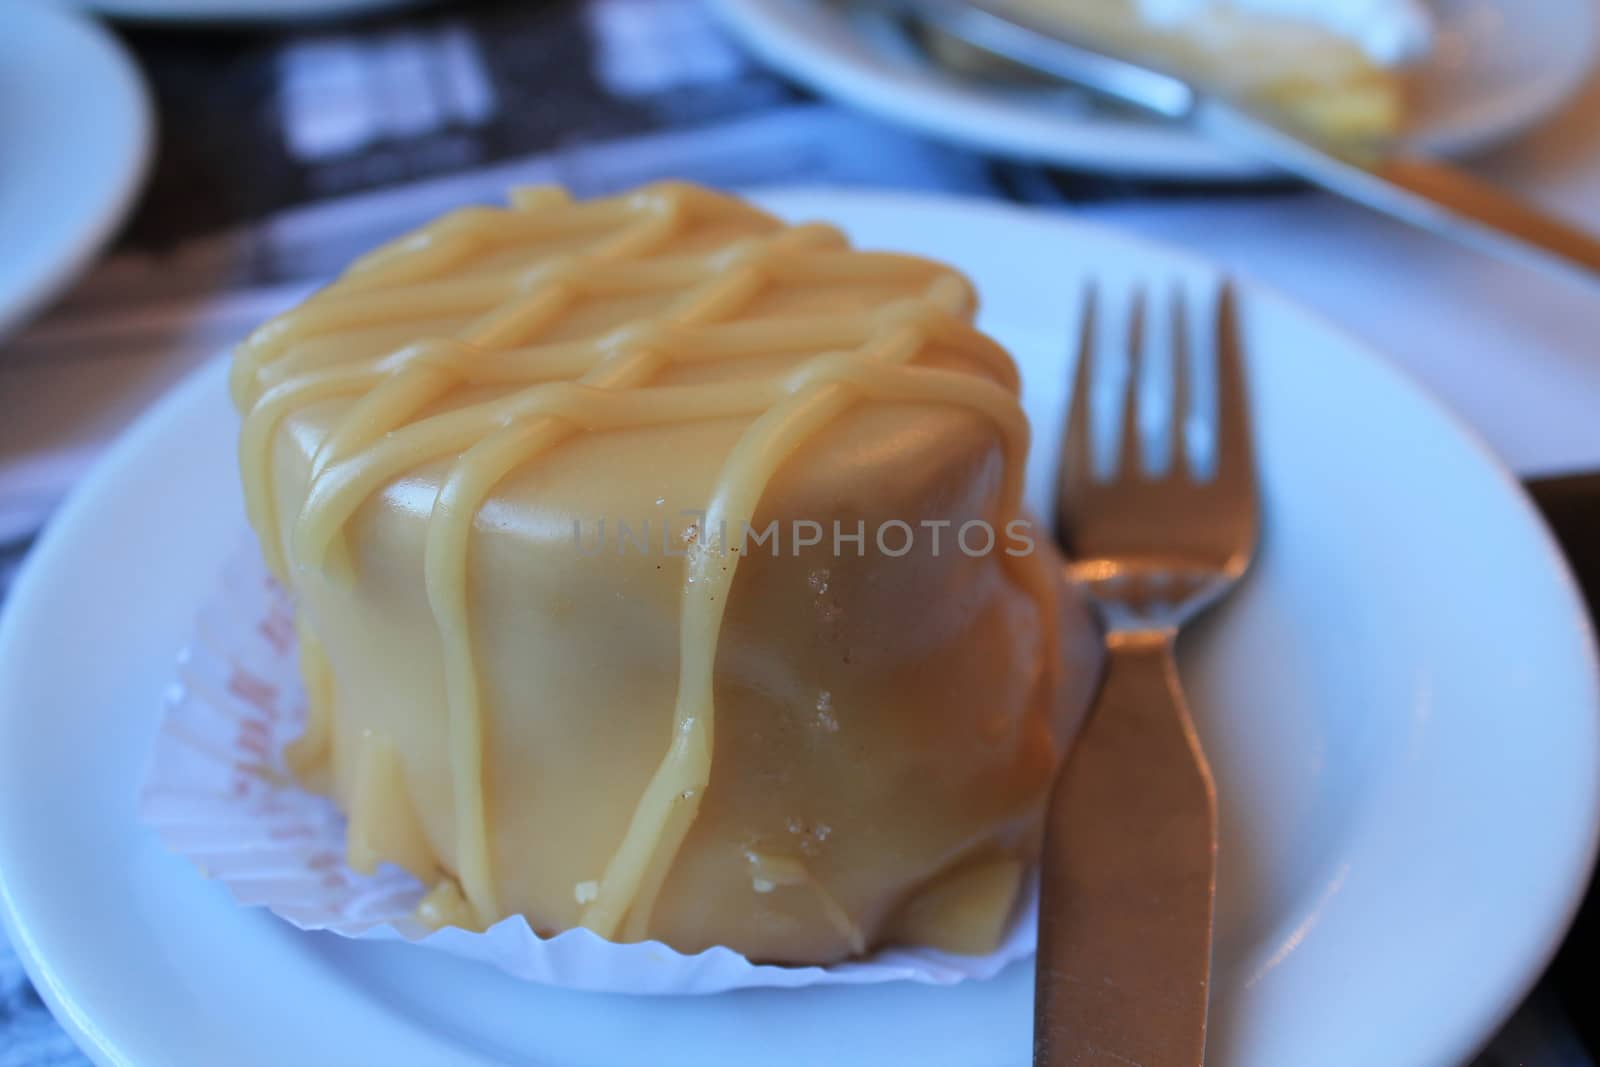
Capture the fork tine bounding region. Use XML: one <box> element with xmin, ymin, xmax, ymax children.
<box><xmin>1212</xmin><ymin>281</ymin><xmax>1256</xmax><ymax>493</ymax></box>
<box><xmin>1116</xmin><ymin>286</ymin><xmax>1146</xmax><ymax>478</ymax></box>
<box><xmin>1061</xmin><ymin>281</ymin><xmax>1097</xmax><ymax>504</ymax></box>
<box><xmin>1168</xmin><ymin>282</ymin><xmax>1190</xmax><ymax>482</ymax></box>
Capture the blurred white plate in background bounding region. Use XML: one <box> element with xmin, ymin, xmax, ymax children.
<box><xmin>709</xmin><ymin>0</ymin><xmax>1600</xmax><ymax>179</ymax></box>
<box><xmin>0</xmin><ymin>189</ymin><xmax>1595</xmax><ymax>1067</ymax></box>
<box><xmin>44</xmin><ymin>0</ymin><xmax>430</xmax><ymax>21</ymax></box>
<box><xmin>0</xmin><ymin>2</ymin><xmax>152</xmax><ymax>340</ymax></box>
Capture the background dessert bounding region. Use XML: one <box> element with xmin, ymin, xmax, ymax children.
<box><xmin>231</xmin><ymin>181</ymin><xmax>1101</xmax><ymax>965</ymax></box>
<box><xmin>979</xmin><ymin>0</ymin><xmax>1436</xmax><ymax>139</ymax></box>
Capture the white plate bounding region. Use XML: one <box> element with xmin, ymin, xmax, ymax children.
<box><xmin>1</xmin><ymin>189</ymin><xmax>1597</xmax><ymax>1066</ymax></box>
<box><xmin>44</xmin><ymin>0</ymin><xmax>429</xmax><ymax>22</ymax></box>
<box><xmin>0</xmin><ymin>1</ymin><xmax>153</xmax><ymax>340</ymax></box>
<box><xmin>709</xmin><ymin>0</ymin><xmax>1600</xmax><ymax>179</ymax></box>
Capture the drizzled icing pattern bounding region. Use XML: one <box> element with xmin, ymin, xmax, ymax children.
<box><xmin>233</xmin><ymin>182</ymin><xmax>1048</xmax><ymax>942</ymax></box>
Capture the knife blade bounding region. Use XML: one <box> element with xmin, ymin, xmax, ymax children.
<box><xmin>870</xmin><ymin>0</ymin><xmax>1600</xmax><ymax>287</ymax></box>
<box><xmin>1195</xmin><ymin>102</ymin><xmax>1600</xmax><ymax>281</ymax></box>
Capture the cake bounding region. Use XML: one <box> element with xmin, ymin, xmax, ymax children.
<box><xmin>980</xmin><ymin>0</ymin><xmax>1435</xmax><ymax>140</ymax></box>
<box><xmin>231</xmin><ymin>181</ymin><xmax>1101</xmax><ymax>965</ymax></box>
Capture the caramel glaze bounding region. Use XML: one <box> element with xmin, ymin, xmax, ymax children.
<box><xmin>233</xmin><ymin>182</ymin><xmax>1080</xmax><ymax>957</ymax></box>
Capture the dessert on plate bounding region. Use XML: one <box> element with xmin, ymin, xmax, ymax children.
<box><xmin>981</xmin><ymin>0</ymin><xmax>1436</xmax><ymax>140</ymax></box>
<box><xmin>231</xmin><ymin>181</ymin><xmax>1100</xmax><ymax>966</ymax></box>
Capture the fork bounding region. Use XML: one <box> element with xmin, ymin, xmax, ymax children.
<box><xmin>1034</xmin><ymin>281</ymin><xmax>1259</xmax><ymax>1066</ymax></box>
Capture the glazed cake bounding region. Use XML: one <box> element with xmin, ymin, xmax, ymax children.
<box><xmin>232</xmin><ymin>182</ymin><xmax>1100</xmax><ymax>965</ymax></box>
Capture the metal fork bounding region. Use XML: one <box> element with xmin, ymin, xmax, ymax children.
<box><xmin>1034</xmin><ymin>280</ymin><xmax>1259</xmax><ymax>1066</ymax></box>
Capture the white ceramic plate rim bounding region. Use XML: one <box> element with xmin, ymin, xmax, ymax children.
<box><xmin>708</xmin><ymin>0</ymin><xmax>1600</xmax><ymax>179</ymax></box>
<box><xmin>0</xmin><ymin>1</ymin><xmax>153</xmax><ymax>339</ymax></box>
<box><xmin>2</xmin><ymin>188</ymin><xmax>1597</xmax><ymax>1066</ymax></box>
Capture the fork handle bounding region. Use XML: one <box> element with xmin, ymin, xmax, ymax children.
<box><xmin>1034</xmin><ymin>631</ymin><xmax>1219</xmax><ymax>1067</ymax></box>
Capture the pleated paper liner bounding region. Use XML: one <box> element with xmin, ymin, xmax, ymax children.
<box><xmin>138</xmin><ymin>538</ymin><xmax>1039</xmax><ymax>993</ymax></box>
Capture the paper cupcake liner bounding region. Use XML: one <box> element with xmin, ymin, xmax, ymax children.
<box><xmin>139</xmin><ymin>537</ymin><xmax>1039</xmax><ymax>994</ymax></box>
